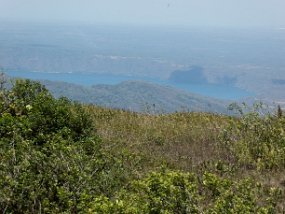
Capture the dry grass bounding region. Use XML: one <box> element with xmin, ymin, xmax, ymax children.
<box><xmin>86</xmin><ymin>106</ymin><xmax>229</xmax><ymax>168</ymax></box>
<box><xmin>84</xmin><ymin>105</ymin><xmax>285</xmax><ymax>210</ymax></box>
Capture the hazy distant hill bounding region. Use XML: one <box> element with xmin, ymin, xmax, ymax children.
<box><xmin>40</xmin><ymin>79</ymin><xmax>229</xmax><ymax>113</ymax></box>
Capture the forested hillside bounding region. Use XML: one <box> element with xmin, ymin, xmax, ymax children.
<box><xmin>0</xmin><ymin>73</ymin><xmax>230</xmax><ymax>114</ymax></box>
<box><xmin>1</xmin><ymin>79</ymin><xmax>285</xmax><ymax>213</ymax></box>
<box><xmin>41</xmin><ymin>79</ymin><xmax>229</xmax><ymax>114</ymax></box>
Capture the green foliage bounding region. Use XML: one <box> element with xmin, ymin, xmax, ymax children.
<box><xmin>0</xmin><ymin>136</ymin><xmax>132</xmax><ymax>213</ymax></box>
<box><xmin>89</xmin><ymin>170</ymin><xmax>199</xmax><ymax>214</ymax></box>
<box><xmin>202</xmin><ymin>172</ymin><xmax>281</xmax><ymax>213</ymax></box>
<box><xmin>89</xmin><ymin>171</ymin><xmax>280</xmax><ymax>213</ymax></box>
<box><xmin>0</xmin><ymin>79</ymin><xmax>130</xmax><ymax>213</ymax></box>
<box><xmin>223</xmin><ymin>103</ymin><xmax>285</xmax><ymax>170</ymax></box>
<box><xmin>0</xmin><ymin>79</ymin><xmax>93</xmax><ymax>145</ymax></box>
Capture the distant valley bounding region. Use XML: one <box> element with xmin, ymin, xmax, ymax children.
<box><xmin>1</xmin><ymin>23</ymin><xmax>285</xmax><ymax>102</ymax></box>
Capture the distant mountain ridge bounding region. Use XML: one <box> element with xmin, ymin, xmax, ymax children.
<box><xmin>1</xmin><ymin>72</ymin><xmax>229</xmax><ymax>113</ymax></box>
<box><xmin>39</xmin><ymin>79</ymin><xmax>229</xmax><ymax>114</ymax></box>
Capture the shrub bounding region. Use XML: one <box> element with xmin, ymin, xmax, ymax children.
<box><xmin>223</xmin><ymin>103</ymin><xmax>285</xmax><ymax>170</ymax></box>
<box><xmin>0</xmin><ymin>79</ymin><xmax>129</xmax><ymax>213</ymax></box>
<box><xmin>89</xmin><ymin>171</ymin><xmax>280</xmax><ymax>213</ymax></box>
<box><xmin>0</xmin><ymin>79</ymin><xmax>93</xmax><ymax>145</ymax></box>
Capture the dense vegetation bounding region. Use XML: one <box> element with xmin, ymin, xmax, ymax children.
<box><xmin>1</xmin><ymin>78</ymin><xmax>285</xmax><ymax>213</ymax></box>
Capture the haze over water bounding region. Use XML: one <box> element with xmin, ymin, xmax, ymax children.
<box><xmin>0</xmin><ymin>0</ymin><xmax>285</xmax><ymax>101</ymax></box>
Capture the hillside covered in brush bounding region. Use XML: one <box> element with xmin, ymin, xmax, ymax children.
<box><xmin>1</xmin><ymin>78</ymin><xmax>285</xmax><ymax>213</ymax></box>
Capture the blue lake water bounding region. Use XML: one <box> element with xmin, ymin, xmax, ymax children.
<box><xmin>6</xmin><ymin>71</ymin><xmax>253</xmax><ymax>100</ymax></box>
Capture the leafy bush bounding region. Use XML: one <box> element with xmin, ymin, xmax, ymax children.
<box><xmin>223</xmin><ymin>103</ymin><xmax>285</xmax><ymax>170</ymax></box>
<box><xmin>0</xmin><ymin>79</ymin><xmax>93</xmax><ymax>145</ymax></box>
<box><xmin>89</xmin><ymin>170</ymin><xmax>280</xmax><ymax>213</ymax></box>
<box><xmin>0</xmin><ymin>79</ymin><xmax>129</xmax><ymax>213</ymax></box>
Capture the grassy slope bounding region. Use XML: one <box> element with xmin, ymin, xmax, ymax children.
<box><xmin>85</xmin><ymin>105</ymin><xmax>285</xmax><ymax>210</ymax></box>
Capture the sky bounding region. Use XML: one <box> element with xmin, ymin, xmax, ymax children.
<box><xmin>0</xmin><ymin>0</ymin><xmax>285</xmax><ymax>28</ymax></box>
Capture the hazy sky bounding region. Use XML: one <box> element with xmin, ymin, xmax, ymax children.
<box><xmin>0</xmin><ymin>0</ymin><xmax>285</xmax><ymax>27</ymax></box>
